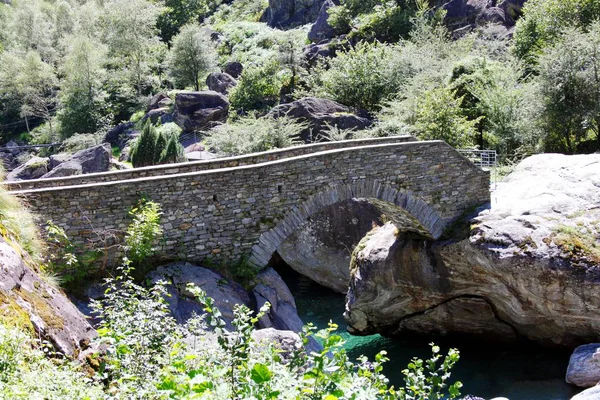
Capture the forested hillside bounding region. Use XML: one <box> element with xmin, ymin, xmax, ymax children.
<box><xmin>1</xmin><ymin>0</ymin><xmax>600</xmax><ymax>162</ymax></box>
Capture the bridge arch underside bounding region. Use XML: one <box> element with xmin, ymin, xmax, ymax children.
<box><xmin>249</xmin><ymin>181</ymin><xmax>443</xmax><ymax>267</ymax></box>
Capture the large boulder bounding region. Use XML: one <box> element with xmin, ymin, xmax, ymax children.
<box><xmin>261</xmin><ymin>0</ymin><xmax>326</xmax><ymax>29</ymax></box>
<box><xmin>104</xmin><ymin>121</ymin><xmax>135</xmax><ymax>148</ymax></box>
<box><xmin>0</xmin><ymin>152</ymin><xmax>17</xmax><ymax>171</ymax></box>
<box><xmin>277</xmin><ymin>199</ymin><xmax>382</xmax><ymax>293</ymax></box>
<box><xmin>173</xmin><ymin>91</ymin><xmax>229</xmax><ymax>133</ymax></box>
<box><xmin>6</xmin><ymin>156</ymin><xmax>49</xmax><ymax>181</ymax></box>
<box><xmin>253</xmin><ymin>267</ymin><xmax>303</xmax><ymax>332</ymax></box>
<box><xmin>567</xmin><ymin>344</ymin><xmax>600</xmax><ymax>388</ymax></box>
<box><xmin>206</xmin><ymin>72</ymin><xmax>237</xmax><ymax>95</ymax></box>
<box><xmin>571</xmin><ymin>386</ymin><xmax>600</xmax><ymax>400</ymax></box>
<box><xmin>432</xmin><ymin>0</ymin><xmax>525</xmax><ymax>34</ymax></box>
<box><xmin>267</xmin><ymin>97</ymin><xmax>372</xmax><ymax>142</ymax></box>
<box><xmin>142</xmin><ymin>107</ymin><xmax>172</xmax><ymax>125</ymax></box>
<box><xmin>345</xmin><ymin>154</ymin><xmax>600</xmax><ymax>347</ymax></box>
<box><xmin>224</xmin><ymin>62</ymin><xmax>243</xmax><ymax>79</ymax></box>
<box><xmin>42</xmin><ymin>144</ymin><xmax>111</xmax><ymax>179</ymax></box>
<box><xmin>308</xmin><ymin>0</ymin><xmax>339</xmax><ymax>43</ymax></box>
<box><xmin>147</xmin><ymin>262</ymin><xmax>250</xmax><ymax>330</ymax></box>
<box><xmin>0</xmin><ymin>236</ymin><xmax>96</xmax><ymax>358</ymax></box>
<box><xmin>147</xmin><ymin>93</ymin><xmax>171</xmax><ymax>112</ymax></box>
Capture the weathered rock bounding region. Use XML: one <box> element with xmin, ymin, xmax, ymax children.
<box><xmin>147</xmin><ymin>93</ymin><xmax>171</xmax><ymax>112</ymax></box>
<box><xmin>308</xmin><ymin>0</ymin><xmax>339</xmax><ymax>43</ymax></box>
<box><xmin>6</xmin><ymin>156</ymin><xmax>49</xmax><ymax>181</ymax></box>
<box><xmin>267</xmin><ymin>97</ymin><xmax>372</xmax><ymax>142</ymax></box>
<box><xmin>49</xmin><ymin>153</ymin><xmax>70</xmax><ymax>170</ymax></box>
<box><xmin>147</xmin><ymin>262</ymin><xmax>251</xmax><ymax>329</ymax></box>
<box><xmin>42</xmin><ymin>144</ymin><xmax>111</xmax><ymax>179</ymax></box>
<box><xmin>304</xmin><ymin>42</ymin><xmax>334</xmax><ymax>65</ymax></box>
<box><xmin>253</xmin><ymin>267</ymin><xmax>303</xmax><ymax>332</ymax></box>
<box><xmin>224</xmin><ymin>61</ymin><xmax>243</xmax><ymax>79</ymax></box>
<box><xmin>5</xmin><ymin>140</ymin><xmax>22</xmax><ymax>156</ymax></box>
<box><xmin>432</xmin><ymin>0</ymin><xmax>525</xmax><ymax>34</ymax></box>
<box><xmin>261</xmin><ymin>0</ymin><xmax>326</xmax><ymax>29</ymax></box>
<box><xmin>571</xmin><ymin>386</ymin><xmax>600</xmax><ymax>400</ymax></box>
<box><xmin>0</xmin><ymin>236</ymin><xmax>97</xmax><ymax>358</ymax></box>
<box><xmin>104</xmin><ymin>121</ymin><xmax>135</xmax><ymax>147</ymax></box>
<box><xmin>278</xmin><ymin>199</ymin><xmax>382</xmax><ymax>293</ymax></box>
<box><xmin>143</xmin><ymin>107</ymin><xmax>172</xmax><ymax>124</ymax></box>
<box><xmin>345</xmin><ymin>154</ymin><xmax>600</xmax><ymax>347</ymax></box>
<box><xmin>252</xmin><ymin>328</ymin><xmax>303</xmax><ymax>361</ymax></box>
<box><xmin>0</xmin><ymin>152</ymin><xmax>16</xmax><ymax>171</ymax></box>
<box><xmin>206</xmin><ymin>72</ymin><xmax>237</xmax><ymax>95</ymax></box>
<box><xmin>567</xmin><ymin>344</ymin><xmax>600</xmax><ymax>388</ymax></box>
<box><xmin>173</xmin><ymin>91</ymin><xmax>229</xmax><ymax>133</ymax></box>
<box><xmin>43</xmin><ymin>161</ymin><xmax>83</xmax><ymax>178</ymax></box>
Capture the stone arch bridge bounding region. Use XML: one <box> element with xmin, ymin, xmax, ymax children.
<box><xmin>5</xmin><ymin>136</ymin><xmax>490</xmax><ymax>268</ymax></box>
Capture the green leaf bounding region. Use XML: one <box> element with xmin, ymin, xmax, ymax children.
<box><xmin>250</xmin><ymin>363</ymin><xmax>273</xmax><ymax>384</ymax></box>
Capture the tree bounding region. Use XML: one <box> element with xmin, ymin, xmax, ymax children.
<box><xmin>100</xmin><ymin>0</ymin><xmax>163</xmax><ymax>96</ymax></box>
<box><xmin>536</xmin><ymin>23</ymin><xmax>600</xmax><ymax>153</ymax></box>
<box><xmin>412</xmin><ymin>86</ymin><xmax>480</xmax><ymax>148</ymax></box>
<box><xmin>514</xmin><ymin>0</ymin><xmax>600</xmax><ymax>65</ymax></box>
<box><xmin>167</xmin><ymin>24</ymin><xmax>216</xmax><ymax>91</ymax></box>
<box><xmin>153</xmin><ymin>132</ymin><xmax>168</xmax><ymax>164</ymax></box>
<box><xmin>57</xmin><ymin>36</ymin><xmax>107</xmax><ymax>138</ymax></box>
<box><xmin>159</xmin><ymin>134</ymin><xmax>185</xmax><ymax>164</ymax></box>
<box><xmin>130</xmin><ymin>122</ymin><xmax>159</xmax><ymax>168</ymax></box>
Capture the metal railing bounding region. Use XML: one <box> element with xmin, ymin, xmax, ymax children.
<box><xmin>458</xmin><ymin>149</ymin><xmax>497</xmax><ymax>169</ymax></box>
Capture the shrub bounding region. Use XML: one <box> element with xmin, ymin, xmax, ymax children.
<box><xmin>60</xmin><ymin>133</ymin><xmax>102</xmax><ymax>153</ymax></box>
<box><xmin>124</xmin><ymin>199</ymin><xmax>163</xmax><ymax>266</ymax></box>
<box><xmin>205</xmin><ymin>115</ymin><xmax>305</xmax><ymax>155</ymax></box>
<box><xmin>0</xmin><ymin>167</ymin><xmax>43</xmax><ymax>260</ymax></box>
<box><xmin>130</xmin><ymin>122</ymin><xmax>159</xmax><ymax>167</ymax></box>
<box><xmin>160</xmin><ymin>134</ymin><xmax>185</xmax><ymax>164</ymax></box>
<box><xmin>316</xmin><ymin>41</ymin><xmax>404</xmax><ymax>112</ymax></box>
<box><xmin>228</xmin><ymin>62</ymin><xmax>284</xmax><ymax>113</ymax></box>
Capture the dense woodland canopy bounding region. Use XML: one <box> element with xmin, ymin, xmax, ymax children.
<box><xmin>1</xmin><ymin>0</ymin><xmax>600</xmax><ymax>161</ymax></box>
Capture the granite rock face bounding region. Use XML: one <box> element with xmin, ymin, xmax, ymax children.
<box><xmin>173</xmin><ymin>91</ymin><xmax>229</xmax><ymax>133</ymax></box>
<box><xmin>253</xmin><ymin>267</ymin><xmax>304</xmax><ymax>332</ymax></box>
<box><xmin>261</xmin><ymin>0</ymin><xmax>326</xmax><ymax>29</ymax></box>
<box><xmin>6</xmin><ymin>156</ymin><xmax>49</xmax><ymax>181</ymax></box>
<box><xmin>206</xmin><ymin>72</ymin><xmax>237</xmax><ymax>95</ymax></box>
<box><xmin>278</xmin><ymin>199</ymin><xmax>382</xmax><ymax>293</ymax></box>
<box><xmin>567</xmin><ymin>344</ymin><xmax>600</xmax><ymax>388</ymax></box>
<box><xmin>42</xmin><ymin>144</ymin><xmax>111</xmax><ymax>179</ymax></box>
<box><xmin>0</xmin><ymin>237</ymin><xmax>96</xmax><ymax>358</ymax></box>
<box><xmin>268</xmin><ymin>97</ymin><xmax>372</xmax><ymax>142</ymax></box>
<box><xmin>147</xmin><ymin>262</ymin><xmax>251</xmax><ymax>329</ymax></box>
<box><xmin>345</xmin><ymin>154</ymin><xmax>600</xmax><ymax>347</ymax></box>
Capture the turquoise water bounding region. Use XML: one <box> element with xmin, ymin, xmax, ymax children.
<box><xmin>279</xmin><ymin>268</ymin><xmax>581</xmax><ymax>400</ymax></box>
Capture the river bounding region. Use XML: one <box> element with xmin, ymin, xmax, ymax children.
<box><xmin>277</xmin><ymin>266</ymin><xmax>582</xmax><ymax>400</ymax></box>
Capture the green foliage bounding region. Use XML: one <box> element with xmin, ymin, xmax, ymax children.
<box><xmin>514</xmin><ymin>0</ymin><xmax>600</xmax><ymax>65</ymax></box>
<box><xmin>411</xmin><ymin>86</ymin><xmax>480</xmax><ymax>148</ymax></box>
<box><xmin>57</xmin><ymin>36</ymin><xmax>108</xmax><ymax>138</ymax></box>
<box><xmin>229</xmin><ymin>62</ymin><xmax>284</xmax><ymax>113</ymax></box>
<box><xmin>130</xmin><ymin>122</ymin><xmax>159</xmax><ymax>167</ymax></box>
<box><xmin>158</xmin><ymin>0</ymin><xmax>223</xmax><ymax>43</ymax></box>
<box><xmin>535</xmin><ymin>22</ymin><xmax>600</xmax><ymax>153</ymax></box>
<box><xmin>167</xmin><ymin>24</ymin><xmax>217</xmax><ymax>91</ymax></box>
<box><xmin>0</xmin><ymin>170</ymin><xmax>42</xmax><ymax>260</ymax></box>
<box><xmin>328</xmin><ymin>0</ymin><xmax>415</xmax><ymax>42</ymax></box>
<box><xmin>124</xmin><ymin>200</ymin><xmax>163</xmax><ymax>266</ymax></box>
<box><xmin>315</xmin><ymin>41</ymin><xmax>403</xmax><ymax>112</ymax></box>
<box><xmin>160</xmin><ymin>134</ymin><xmax>186</xmax><ymax>164</ymax></box>
<box><xmin>205</xmin><ymin>115</ymin><xmax>305</xmax><ymax>155</ymax></box>
<box><xmin>0</xmin><ymin>324</ymin><xmax>104</xmax><ymax>398</ymax></box>
<box><xmin>60</xmin><ymin>133</ymin><xmax>103</xmax><ymax>153</ymax></box>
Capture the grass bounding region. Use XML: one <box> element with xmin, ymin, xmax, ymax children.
<box><xmin>552</xmin><ymin>223</ymin><xmax>600</xmax><ymax>265</ymax></box>
<box><xmin>0</xmin><ymin>167</ymin><xmax>44</xmax><ymax>261</ymax></box>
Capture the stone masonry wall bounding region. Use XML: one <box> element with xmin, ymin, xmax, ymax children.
<box><xmin>5</xmin><ymin>136</ymin><xmax>416</xmax><ymax>191</ymax></box>
<box><xmin>13</xmin><ymin>141</ymin><xmax>490</xmax><ymax>268</ymax></box>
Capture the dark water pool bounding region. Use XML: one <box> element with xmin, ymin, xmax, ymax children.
<box><xmin>279</xmin><ymin>267</ymin><xmax>581</xmax><ymax>400</ymax></box>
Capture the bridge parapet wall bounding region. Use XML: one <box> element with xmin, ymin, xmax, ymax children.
<box><xmin>14</xmin><ymin>140</ymin><xmax>489</xmax><ymax>268</ymax></box>
<box><xmin>4</xmin><ymin>136</ymin><xmax>416</xmax><ymax>191</ymax></box>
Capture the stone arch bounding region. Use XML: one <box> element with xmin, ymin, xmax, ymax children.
<box><xmin>248</xmin><ymin>179</ymin><xmax>444</xmax><ymax>267</ymax></box>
